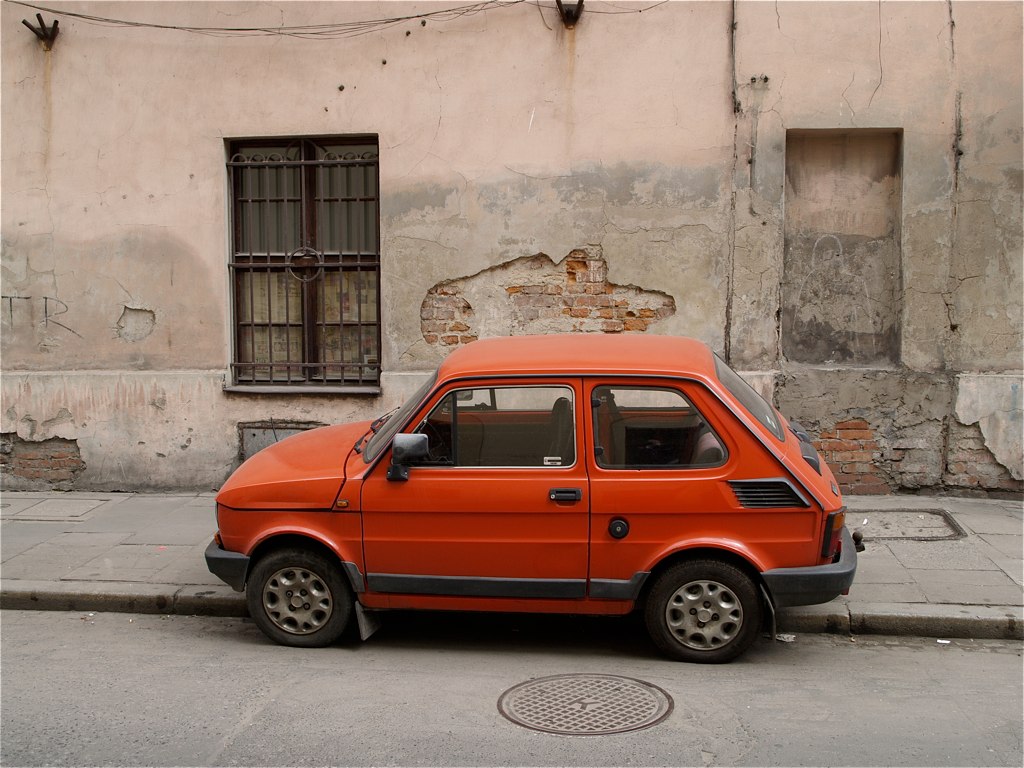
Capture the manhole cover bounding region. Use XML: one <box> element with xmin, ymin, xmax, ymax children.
<box><xmin>853</xmin><ymin>508</ymin><xmax>965</xmax><ymax>541</ymax></box>
<box><xmin>498</xmin><ymin>674</ymin><xmax>673</xmax><ymax>735</ymax></box>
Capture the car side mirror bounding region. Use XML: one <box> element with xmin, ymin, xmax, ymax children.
<box><xmin>387</xmin><ymin>433</ymin><xmax>429</xmax><ymax>481</ymax></box>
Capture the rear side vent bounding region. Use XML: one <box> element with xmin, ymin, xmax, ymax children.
<box><xmin>729</xmin><ymin>479</ymin><xmax>809</xmax><ymax>509</ymax></box>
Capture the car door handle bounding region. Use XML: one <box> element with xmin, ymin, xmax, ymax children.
<box><xmin>549</xmin><ymin>487</ymin><xmax>582</xmax><ymax>502</ymax></box>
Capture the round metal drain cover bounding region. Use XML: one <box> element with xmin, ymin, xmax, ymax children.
<box><xmin>498</xmin><ymin>674</ymin><xmax>673</xmax><ymax>735</ymax></box>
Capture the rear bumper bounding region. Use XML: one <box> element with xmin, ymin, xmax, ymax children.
<box><xmin>762</xmin><ymin>527</ymin><xmax>858</xmax><ymax>608</ymax></box>
<box><xmin>204</xmin><ymin>539</ymin><xmax>250</xmax><ymax>592</ymax></box>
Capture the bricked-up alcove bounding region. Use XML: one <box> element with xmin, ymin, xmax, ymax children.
<box><xmin>782</xmin><ymin>130</ymin><xmax>903</xmax><ymax>365</ymax></box>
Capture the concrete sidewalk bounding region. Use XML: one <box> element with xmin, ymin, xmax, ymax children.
<box><xmin>1</xmin><ymin>490</ymin><xmax>1021</xmax><ymax>640</ymax></box>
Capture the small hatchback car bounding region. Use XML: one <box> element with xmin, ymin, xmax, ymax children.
<box><xmin>207</xmin><ymin>334</ymin><xmax>857</xmax><ymax>662</ymax></box>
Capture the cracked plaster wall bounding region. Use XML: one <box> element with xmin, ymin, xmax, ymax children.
<box><xmin>954</xmin><ymin>375</ymin><xmax>1023</xmax><ymax>483</ymax></box>
<box><xmin>1</xmin><ymin>2</ymin><xmax>1021</xmax><ymax>491</ymax></box>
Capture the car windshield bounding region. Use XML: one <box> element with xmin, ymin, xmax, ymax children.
<box><xmin>363</xmin><ymin>372</ymin><xmax>438</xmax><ymax>462</ymax></box>
<box><xmin>713</xmin><ymin>354</ymin><xmax>786</xmax><ymax>441</ymax></box>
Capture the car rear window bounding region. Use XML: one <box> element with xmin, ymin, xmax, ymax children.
<box><xmin>713</xmin><ymin>354</ymin><xmax>786</xmax><ymax>441</ymax></box>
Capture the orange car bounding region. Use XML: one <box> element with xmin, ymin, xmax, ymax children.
<box><xmin>206</xmin><ymin>334</ymin><xmax>858</xmax><ymax>662</ymax></box>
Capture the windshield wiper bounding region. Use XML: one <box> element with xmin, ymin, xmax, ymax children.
<box><xmin>370</xmin><ymin>407</ymin><xmax>399</xmax><ymax>434</ymax></box>
<box><xmin>355</xmin><ymin>407</ymin><xmax>400</xmax><ymax>454</ymax></box>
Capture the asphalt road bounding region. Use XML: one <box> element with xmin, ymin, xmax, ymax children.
<box><xmin>1</xmin><ymin>609</ymin><xmax>1021</xmax><ymax>767</ymax></box>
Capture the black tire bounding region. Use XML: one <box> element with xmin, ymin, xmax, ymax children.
<box><xmin>643</xmin><ymin>559</ymin><xmax>762</xmax><ymax>663</ymax></box>
<box><xmin>246</xmin><ymin>547</ymin><xmax>353</xmax><ymax>648</ymax></box>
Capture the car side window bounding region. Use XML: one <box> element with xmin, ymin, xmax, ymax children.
<box><xmin>417</xmin><ymin>386</ymin><xmax>575</xmax><ymax>467</ymax></box>
<box><xmin>591</xmin><ymin>385</ymin><xmax>726</xmax><ymax>469</ymax></box>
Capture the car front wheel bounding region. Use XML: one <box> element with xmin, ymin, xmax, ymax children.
<box><xmin>644</xmin><ymin>559</ymin><xmax>762</xmax><ymax>663</ymax></box>
<box><xmin>246</xmin><ymin>547</ymin><xmax>353</xmax><ymax>648</ymax></box>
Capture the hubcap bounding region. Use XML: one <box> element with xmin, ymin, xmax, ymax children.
<box><xmin>665</xmin><ymin>579</ymin><xmax>743</xmax><ymax>650</ymax></box>
<box><xmin>262</xmin><ymin>566</ymin><xmax>333</xmax><ymax>635</ymax></box>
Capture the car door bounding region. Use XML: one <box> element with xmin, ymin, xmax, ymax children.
<box><xmin>585</xmin><ymin>377</ymin><xmax>820</xmax><ymax>595</ymax></box>
<box><xmin>360</xmin><ymin>378</ymin><xmax>590</xmax><ymax>599</ymax></box>
<box><xmin>585</xmin><ymin>378</ymin><xmax>737</xmax><ymax>596</ymax></box>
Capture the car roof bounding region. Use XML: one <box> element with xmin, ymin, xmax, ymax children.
<box><xmin>435</xmin><ymin>334</ymin><xmax>719</xmax><ymax>382</ymax></box>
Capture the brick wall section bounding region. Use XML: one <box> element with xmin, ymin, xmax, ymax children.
<box><xmin>421</xmin><ymin>252</ymin><xmax>675</xmax><ymax>346</ymax></box>
<box><xmin>0</xmin><ymin>434</ymin><xmax>86</xmax><ymax>489</ymax></box>
<box><xmin>943</xmin><ymin>421</ymin><xmax>1023</xmax><ymax>493</ymax></box>
<box><xmin>542</xmin><ymin>254</ymin><xmax>672</xmax><ymax>333</ymax></box>
<box><xmin>814</xmin><ymin>419</ymin><xmax>891</xmax><ymax>494</ymax></box>
<box><xmin>421</xmin><ymin>283</ymin><xmax>477</xmax><ymax>347</ymax></box>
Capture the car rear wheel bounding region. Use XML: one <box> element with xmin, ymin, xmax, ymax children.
<box><xmin>644</xmin><ymin>559</ymin><xmax>762</xmax><ymax>663</ymax></box>
<box><xmin>246</xmin><ymin>547</ymin><xmax>353</xmax><ymax>648</ymax></box>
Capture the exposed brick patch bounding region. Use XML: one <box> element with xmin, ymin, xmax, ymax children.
<box><xmin>420</xmin><ymin>284</ymin><xmax>477</xmax><ymax>347</ymax></box>
<box><xmin>421</xmin><ymin>251</ymin><xmax>675</xmax><ymax>347</ymax></box>
<box><xmin>814</xmin><ymin>420</ymin><xmax>891</xmax><ymax>495</ymax></box>
<box><xmin>1</xmin><ymin>433</ymin><xmax>86</xmax><ymax>490</ymax></box>
<box><xmin>943</xmin><ymin>420</ymin><xmax>1024</xmax><ymax>493</ymax></box>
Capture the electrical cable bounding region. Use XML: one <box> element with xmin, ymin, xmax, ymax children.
<box><xmin>5</xmin><ymin>0</ymin><xmax>668</xmax><ymax>40</ymax></box>
<box><xmin>5</xmin><ymin>0</ymin><xmax>528</xmax><ymax>39</ymax></box>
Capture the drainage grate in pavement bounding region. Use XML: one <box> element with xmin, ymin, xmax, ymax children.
<box><xmin>853</xmin><ymin>508</ymin><xmax>966</xmax><ymax>541</ymax></box>
<box><xmin>498</xmin><ymin>674</ymin><xmax>673</xmax><ymax>736</ymax></box>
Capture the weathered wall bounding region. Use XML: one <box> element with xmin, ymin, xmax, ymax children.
<box><xmin>733</xmin><ymin>0</ymin><xmax>1022</xmax><ymax>496</ymax></box>
<box><xmin>1</xmin><ymin>1</ymin><xmax>1020</xmax><ymax>493</ymax></box>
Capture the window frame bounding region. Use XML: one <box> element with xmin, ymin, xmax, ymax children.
<box><xmin>412</xmin><ymin>384</ymin><xmax>578</xmax><ymax>469</ymax></box>
<box><xmin>224</xmin><ymin>135</ymin><xmax>382</xmax><ymax>394</ymax></box>
<box><xmin>590</xmin><ymin>384</ymin><xmax>727</xmax><ymax>470</ymax></box>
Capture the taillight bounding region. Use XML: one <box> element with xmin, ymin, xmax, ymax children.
<box><xmin>821</xmin><ymin>510</ymin><xmax>846</xmax><ymax>560</ymax></box>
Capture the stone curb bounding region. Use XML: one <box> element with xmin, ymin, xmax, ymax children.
<box><xmin>779</xmin><ymin>602</ymin><xmax>1024</xmax><ymax>640</ymax></box>
<box><xmin>3</xmin><ymin>582</ymin><xmax>1022</xmax><ymax>640</ymax></box>
<box><xmin>0</xmin><ymin>581</ymin><xmax>247</xmax><ymax>618</ymax></box>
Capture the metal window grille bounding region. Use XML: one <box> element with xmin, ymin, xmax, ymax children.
<box><xmin>228</xmin><ymin>137</ymin><xmax>381</xmax><ymax>387</ymax></box>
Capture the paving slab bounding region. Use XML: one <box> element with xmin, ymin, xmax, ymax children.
<box><xmin>886</xmin><ymin>539</ymin><xmax>1003</xmax><ymax>571</ymax></box>
<box><xmin>65</xmin><ymin>543</ymin><xmax>198</xmax><ymax>583</ymax></box>
<box><xmin>914</xmin><ymin>580</ymin><xmax>1023</xmax><ymax>606</ymax></box>
<box><xmin>849</xmin><ymin>543</ymin><xmax>917</xmax><ymax>584</ymax></box>
<box><xmin>0</xmin><ymin>497</ymin><xmax>49</xmax><ymax>516</ymax></box>
<box><xmin>978</xmin><ymin>533</ymin><xmax>1024</xmax><ymax>560</ymax></box>
<box><xmin>991</xmin><ymin>557</ymin><xmax>1024</xmax><ymax>586</ymax></box>
<box><xmin>955</xmin><ymin>510</ymin><xmax>1024</xmax><ymax>536</ymax></box>
<box><xmin>1</xmin><ymin>520</ymin><xmax>68</xmax><ymax>560</ymax></box>
<box><xmin>0</xmin><ymin>532</ymin><xmax>132</xmax><ymax>579</ymax></box>
<box><xmin>2</xmin><ymin>497</ymin><xmax>107</xmax><ymax>521</ymax></box>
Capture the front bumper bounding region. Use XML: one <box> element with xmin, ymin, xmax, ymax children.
<box><xmin>761</xmin><ymin>526</ymin><xmax>858</xmax><ymax>608</ymax></box>
<box><xmin>204</xmin><ymin>539</ymin><xmax>250</xmax><ymax>592</ymax></box>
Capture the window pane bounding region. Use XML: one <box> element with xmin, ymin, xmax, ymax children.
<box><xmin>236</xmin><ymin>326</ymin><xmax>303</xmax><ymax>381</ymax></box>
<box><xmin>350</xmin><ymin>271</ymin><xmax>378</xmax><ymax>323</ymax></box>
<box><xmin>315</xmin><ymin>145</ymin><xmax>379</xmax><ymax>257</ymax></box>
<box><xmin>714</xmin><ymin>354</ymin><xmax>784</xmax><ymax>440</ymax></box>
<box><xmin>592</xmin><ymin>386</ymin><xmax>725</xmax><ymax>468</ymax></box>
<box><xmin>237</xmin><ymin>272</ymin><xmax>301</xmax><ymax>324</ymax></box>
<box><xmin>236</xmin><ymin>162</ymin><xmax>301</xmax><ymax>256</ymax></box>
<box><xmin>418</xmin><ymin>386</ymin><xmax>574</xmax><ymax>467</ymax></box>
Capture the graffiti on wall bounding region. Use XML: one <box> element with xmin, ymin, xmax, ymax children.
<box><xmin>1</xmin><ymin>296</ymin><xmax>82</xmax><ymax>338</ymax></box>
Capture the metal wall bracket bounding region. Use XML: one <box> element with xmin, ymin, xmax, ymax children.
<box><xmin>22</xmin><ymin>13</ymin><xmax>59</xmax><ymax>50</ymax></box>
<box><xmin>555</xmin><ymin>0</ymin><xmax>584</xmax><ymax>29</ymax></box>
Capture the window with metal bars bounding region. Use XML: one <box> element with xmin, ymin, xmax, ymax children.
<box><xmin>227</xmin><ymin>136</ymin><xmax>381</xmax><ymax>390</ymax></box>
